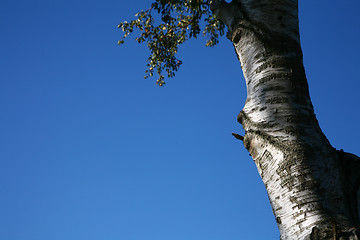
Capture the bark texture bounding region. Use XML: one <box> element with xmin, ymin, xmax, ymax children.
<box><xmin>211</xmin><ymin>0</ymin><xmax>360</xmax><ymax>239</ymax></box>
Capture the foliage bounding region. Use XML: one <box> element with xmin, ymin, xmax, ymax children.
<box><xmin>117</xmin><ymin>0</ymin><xmax>225</xmax><ymax>86</ymax></box>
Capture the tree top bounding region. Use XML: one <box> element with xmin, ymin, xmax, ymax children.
<box><xmin>118</xmin><ymin>0</ymin><xmax>225</xmax><ymax>86</ymax></box>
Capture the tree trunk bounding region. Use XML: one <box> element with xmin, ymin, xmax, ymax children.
<box><xmin>211</xmin><ymin>0</ymin><xmax>360</xmax><ymax>239</ymax></box>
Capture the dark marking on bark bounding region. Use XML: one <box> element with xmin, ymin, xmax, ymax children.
<box><xmin>266</xmin><ymin>96</ymin><xmax>288</xmax><ymax>104</ymax></box>
<box><xmin>247</xmin><ymin>106</ymin><xmax>259</xmax><ymax>114</ymax></box>
<box><xmin>276</xmin><ymin>216</ymin><xmax>282</xmax><ymax>224</ymax></box>
<box><xmin>231</xmin><ymin>28</ymin><xmax>242</xmax><ymax>44</ymax></box>
<box><xmin>262</xmin><ymin>85</ymin><xmax>286</xmax><ymax>92</ymax></box>
<box><xmin>259</xmin><ymin>150</ymin><xmax>272</xmax><ymax>172</ymax></box>
<box><xmin>259</xmin><ymin>106</ymin><xmax>267</xmax><ymax>111</ymax></box>
<box><xmin>253</xmin><ymin>57</ymin><xmax>297</xmax><ymax>74</ymax></box>
<box><xmin>277</xmin><ymin>161</ymin><xmax>295</xmax><ymax>191</ymax></box>
<box><xmin>253</xmin><ymin>72</ymin><xmax>293</xmax><ymax>90</ymax></box>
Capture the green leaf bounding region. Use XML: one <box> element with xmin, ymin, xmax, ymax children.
<box><xmin>117</xmin><ymin>0</ymin><xmax>226</xmax><ymax>86</ymax></box>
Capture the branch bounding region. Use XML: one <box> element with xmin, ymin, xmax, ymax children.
<box><xmin>210</xmin><ymin>0</ymin><xmax>243</xmax><ymax>30</ymax></box>
<box><xmin>232</xmin><ymin>132</ymin><xmax>244</xmax><ymax>141</ymax></box>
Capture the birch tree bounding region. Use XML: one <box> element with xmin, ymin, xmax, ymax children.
<box><xmin>118</xmin><ymin>0</ymin><xmax>360</xmax><ymax>239</ymax></box>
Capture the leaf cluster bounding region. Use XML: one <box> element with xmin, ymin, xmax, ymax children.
<box><xmin>118</xmin><ymin>0</ymin><xmax>225</xmax><ymax>86</ymax></box>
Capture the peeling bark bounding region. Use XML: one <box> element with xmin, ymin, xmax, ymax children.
<box><xmin>211</xmin><ymin>0</ymin><xmax>360</xmax><ymax>239</ymax></box>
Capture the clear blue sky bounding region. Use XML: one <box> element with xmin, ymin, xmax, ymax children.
<box><xmin>1</xmin><ymin>1</ymin><xmax>359</xmax><ymax>239</ymax></box>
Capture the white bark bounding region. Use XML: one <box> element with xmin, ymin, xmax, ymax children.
<box><xmin>211</xmin><ymin>0</ymin><xmax>360</xmax><ymax>239</ymax></box>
